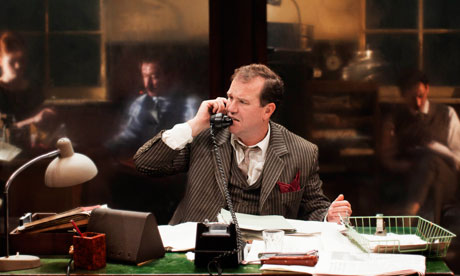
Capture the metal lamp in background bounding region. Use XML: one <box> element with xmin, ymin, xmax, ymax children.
<box><xmin>0</xmin><ymin>137</ymin><xmax>98</xmax><ymax>271</ymax></box>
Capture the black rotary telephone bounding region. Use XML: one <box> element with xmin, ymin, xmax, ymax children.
<box><xmin>194</xmin><ymin>113</ymin><xmax>244</xmax><ymax>274</ymax></box>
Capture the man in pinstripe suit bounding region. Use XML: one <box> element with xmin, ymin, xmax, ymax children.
<box><xmin>134</xmin><ymin>64</ymin><xmax>352</xmax><ymax>225</ymax></box>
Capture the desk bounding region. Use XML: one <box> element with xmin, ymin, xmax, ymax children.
<box><xmin>0</xmin><ymin>253</ymin><xmax>453</xmax><ymax>276</ymax></box>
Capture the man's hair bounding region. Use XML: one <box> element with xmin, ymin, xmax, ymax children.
<box><xmin>0</xmin><ymin>31</ymin><xmax>26</xmax><ymax>58</ymax></box>
<box><xmin>231</xmin><ymin>64</ymin><xmax>284</xmax><ymax>108</ymax></box>
<box><xmin>398</xmin><ymin>69</ymin><xmax>429</xmax><ymax>96</ymax></box>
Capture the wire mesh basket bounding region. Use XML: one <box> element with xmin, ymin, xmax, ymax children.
<box><xmin>344</xmin><ymin>215</ymin><xmax>456</xmax><ymax>257</ymax></box>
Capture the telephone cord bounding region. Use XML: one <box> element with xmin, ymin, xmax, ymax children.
<box><xmin>209</xmin><ymin>126</ymin><xmax>244</xmax><ymax>275</ymax></box>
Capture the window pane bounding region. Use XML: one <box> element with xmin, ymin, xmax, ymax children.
<box><xmin>23</xmin><ymin>34</ymin><xmax>45</xmax><ymax>85</ymax></box>
<box><xmin>49</xmin><ymin>35</ymin><xmax>101</xmax><ymax>86</ymax></box>
<box><xmin>424</xmin><ymin>0</ymin><xmax>460</xmax><ymax>29</ymax></box>
<box><xmin>366</xmin><ymin>0</ymin><xmax>418</xmax><ymax>29</ymax></box>
<box><xmin>424</xmin><ymin>34</ymin><xmax>460</xmax><ymax>85</ymax></box>
<box><xmin>0</xmin><ymin>0</ymin><xmax>45</xmax><ymax>31</ymax></box>
<box><xmin>366</xmin><ymin>34</ymin><xmax>418</xmax><ymax>83</ymax></box>
<box><xmin>267</xmin><ymin>23</ymin><xmax>301</xmax><ymax>50</ymax></box>
<box><xmin>49</xmin><ymin>0</ymin><xmax>100</xmax><ymax>31</ymax></box>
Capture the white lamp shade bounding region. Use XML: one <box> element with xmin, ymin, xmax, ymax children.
<box><xmin>44</xmin><ymin>152</ymin><xmax>98</xmax><ymax>188</ymax></box>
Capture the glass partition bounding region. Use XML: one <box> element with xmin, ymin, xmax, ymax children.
<box><xmin>0</xmin><ymin>0</ymin><xmax>208</xmax><ymax>225</ymax></box>
<box><xmin>267</xmin><ymin>0</ymin><xmax>460</xmax><ymax>218</ymax></box>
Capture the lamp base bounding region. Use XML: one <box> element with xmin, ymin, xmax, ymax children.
<box><xmin>0</xmin><ymin>254</ymin><xmax>41</xmax><ymax>271</ymax></box>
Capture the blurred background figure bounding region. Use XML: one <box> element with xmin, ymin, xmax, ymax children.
<box><xmin>0</xmin><ymin>31</ymin><xmax>55</xmax><ymax>157</ymax></box>
<box><xmin>380</xmin><ymin>69</ymin><xmax>460</xmax><ymax>224</ymax></box>
<box><xmin>105</xmin><ymin>57</ymin><xmax>199</xmax><ymax>162</ymax></box>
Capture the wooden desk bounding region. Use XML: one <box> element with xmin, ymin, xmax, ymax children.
<box><xmin>0</xmin><ymin>253</ymin><xmax>453</xmax><ymax>275</ymax></box>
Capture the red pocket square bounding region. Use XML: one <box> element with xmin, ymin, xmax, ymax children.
<box><xmin>277</xmin><ymin>171</ymin><xmax>300</xmax><ymax>193</ymax></box>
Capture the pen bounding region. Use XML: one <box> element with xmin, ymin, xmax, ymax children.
<box><xmin>70</xmin><ymin>219</ymin><xmax>83</xmax><ymax>236</ymax></box>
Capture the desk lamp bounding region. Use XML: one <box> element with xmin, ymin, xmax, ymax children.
<box><xmin>0</xmin><ymin>137</ymin><xmax>98</xmax><ymax>271</ymax></box>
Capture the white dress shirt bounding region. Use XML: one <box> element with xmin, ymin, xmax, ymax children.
<box><xmin>161</xmin><ymin>123</ymin><xmax>270</xmax><ymax>185</ymax></box>
<box><xmin>422</xmin><ymin>100</ymin><xmax>460</xmax><ymax>169</ymax></box>
<box><xmin>229</xmin><ymin>126</ymin><xmax>270</xmax><ymax>185</ymax></box>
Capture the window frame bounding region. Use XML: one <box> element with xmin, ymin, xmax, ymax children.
<box><xmin>16</xmin><ymin>0</ymin><xmax>107</xmax><ymax>103</ymax></box>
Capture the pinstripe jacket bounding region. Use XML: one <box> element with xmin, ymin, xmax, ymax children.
<box><xmin>134</xmin><ymin>121</ymin><xmax>331</xmax><ymax>224</ymax></box>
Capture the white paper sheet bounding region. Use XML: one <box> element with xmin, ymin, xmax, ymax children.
<box><xmin>218</xmin><ymin>209</ymin><xmax>295</xmax><ymax>232</ymax></box>
<box><xmin>158</xmin><ymin>222</ymin><xmax>197</xmax><ymax>252</ymax></box>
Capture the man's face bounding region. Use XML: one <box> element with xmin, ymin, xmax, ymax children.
<box><xmin>226</xmin><ymin>76</ymin><xmax>274</xmax><ymax>145</ymax></box>
<box><xmin>403</xmin><ymin>82</ymin><xmax>429</xmax><ymax>113</ymax></box>
<box><xmin>141</xmin><ymin>62</ymin><xmax>160</xmax><ymax>94</ymax></box>
<box><xmin>0</xmin><ymin>51</ymin><xmax>25</xmax><ymax>83</ymax></box>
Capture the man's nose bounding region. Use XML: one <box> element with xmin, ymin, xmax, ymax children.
<box><xmin>226</xmin><ymin>100</ymin><xmax>236</xmax><ymax>113</ymax></box>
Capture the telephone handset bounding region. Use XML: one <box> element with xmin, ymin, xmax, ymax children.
<box><xmin>210</xmin><ymin>113</ymin><xmax>233</xmax><ymax>129</ymax></box>
<box><xmin>194</xmin><ymin>112</ymin><xmax>242</xmax><ymax>273</ymax></box>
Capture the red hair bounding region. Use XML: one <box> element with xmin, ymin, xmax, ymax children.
<box><xmin>0</xmin><ymin>31</ymin><xmax>26</xmax><ymax>58</ymax></box>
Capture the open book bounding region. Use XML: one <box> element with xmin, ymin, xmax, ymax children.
<box><xmin>13</xmin><ymin>205</ymin><xmax>102</xmax><ymax>234</ymax></box>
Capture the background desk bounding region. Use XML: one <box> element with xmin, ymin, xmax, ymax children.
<box><xmin>0</xmin><ymin>253</ymin><xmax>453</xmax><ymax>276</ymax></box>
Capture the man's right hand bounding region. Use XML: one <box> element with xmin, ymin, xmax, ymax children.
<box><xmin>187</xmin><ymin>97</ymin><xmax>227</xmax><ymax>137</ymax></box>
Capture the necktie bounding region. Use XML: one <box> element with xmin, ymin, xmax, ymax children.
<box><xmin>150</xmin><ymin>97</ymin><xmax>159</xmax><ymax>122</ymax></box>
<box><xmin>238</xmin><ymin>145</ymin><xmax>260</xmax><ymax>178</ymax></box>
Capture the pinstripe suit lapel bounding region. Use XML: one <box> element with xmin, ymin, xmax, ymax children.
<box><xmin>211</xmin><ymin>128</ymin><xmax>232</xmax><ymax>201</ymax></box>
<box><xmin>259</xmin><ymin>121</ymin><xmax>288</xmax><ymax>211</ymax></box>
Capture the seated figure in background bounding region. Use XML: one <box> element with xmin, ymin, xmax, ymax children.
<box><xmin>380</xmin><ymin>69</ymin><xmax>460</xmax><ymax>223</ymax></box>
<box><xmin>106</xmin><ymin>57</ymin><xmax>199</xmax><ymax>160</ymax></box>
<box><xmin>0</xmin><ymin>31</ymin><xmax>55</xmax><ymax>153</ymax></box>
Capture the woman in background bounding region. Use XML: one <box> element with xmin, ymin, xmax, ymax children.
<box><xmin>0</xmin><ymin>31</ymin><xmax>54</xmax><ymax>151</ymax></box>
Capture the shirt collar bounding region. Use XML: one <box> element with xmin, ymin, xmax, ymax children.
<box><xmin>230</xmin><ymin>123</ymin><xmax>271</xmax><ymax>157</ymax></box>
<box><xmin>421</xmin><ymin>99</ymin><xmax>430</xmax><ymax>114</ymax></box>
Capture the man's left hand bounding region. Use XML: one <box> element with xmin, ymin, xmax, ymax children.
<box><xmin>327</xmin><ymin>194</ymin><xmax>352</xmax><ymax>224</ymax></box>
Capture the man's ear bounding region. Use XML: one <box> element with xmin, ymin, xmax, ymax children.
<box><xmin>263</xmin><ymin>103</ymin><xmax>276</xmax><ymax>120</ymax></box>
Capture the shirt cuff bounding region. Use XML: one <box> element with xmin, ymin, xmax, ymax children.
<box><xmin>161</xmin><ymin>122</ymin><xmax>193</xmax><ymax>150</ymax></box>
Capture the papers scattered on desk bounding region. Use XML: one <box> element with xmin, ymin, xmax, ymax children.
<box><xmin>218</xmin><ymin>209</ymin><xmax>295</xmax><ymax>232</ymax></box>
<box><xmin>158</xmin><ymin>222</ymin><xmax>197</xmax><ymax>252</ymax></box>
<box><xmin>245</xmin><ymin>221</ymin><xmax>356</xmax><ymax>264</ymax></box>
<box><xmin>256</xmin><ymin>223</ymin><xmax>426</xmax><ymax>275</ymax></box>
<box><xmin>260</xmin><ymin>251</ymin><xmax>425</xmax><ymax>276</ymax></box>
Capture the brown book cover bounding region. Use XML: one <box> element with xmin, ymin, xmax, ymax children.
<box><xmin>261</xmin><ymin>254</ymin><xmax>318</xmax><ymax>266</ymax></box>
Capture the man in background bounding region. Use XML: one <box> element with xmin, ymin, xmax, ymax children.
<box><xmin>380</xmin><ymin>69</ymin><xmax>460</xmax><ymax>224</ymax></box>
<box><xmin>106</xmin><ymin>58</ymin><xmax>198</xmax><ymax>158</ymax></box>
